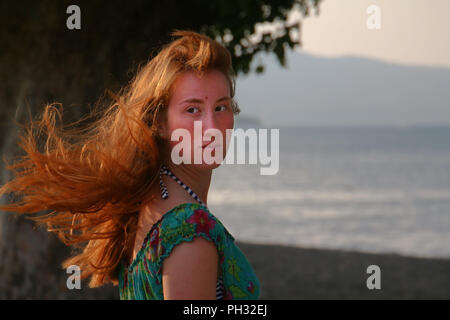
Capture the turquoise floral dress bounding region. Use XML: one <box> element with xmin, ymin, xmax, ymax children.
<box><xmin>118</xmin><ymin>202</ymin><xmax>260</xmax><ymax>299</ymax></box>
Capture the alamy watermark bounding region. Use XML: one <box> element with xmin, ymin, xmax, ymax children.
<box><xmin>366</xmin><ymin>264</ymin><xmax>381</xmax><ymax>290</ymax></box>
<box><xmin>366</xmin><ymin>5</ymin><xmax>381</xmax><ymax>30</ymax></box>
<box><xmin>169</xmin><ymin>121</ymin><xmax>279</xmax><ymax>175</ymax></box>
<box><xmin>66</xmin><ymin>264</ymin><xmax>81</xmax><ymax>290</ymax></box>
<box><xmin>66</xmin><ymin>5</ymin><xmax>81</xmax><ymax>30</ymax></box>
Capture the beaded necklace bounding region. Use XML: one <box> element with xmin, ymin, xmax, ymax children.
<box><xmin>159</xmin><ymin>165</ymin><xmax>206</xmax><ymax>207</ymax></box>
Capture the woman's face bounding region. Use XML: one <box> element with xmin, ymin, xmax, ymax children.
<box><xmin>162</xmin><ymin>69</ymin><xmax>234</xmax><ymax>169</ymax></box>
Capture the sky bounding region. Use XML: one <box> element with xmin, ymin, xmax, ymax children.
<box><xmin>299</xmin><ymin>0</ymin><xmax>450</xmax><ymax>69</ymax></box>
<box><xmin>235</xmin><ymin>0</ymin><xmax>450</xmax><ymax>127</ymax></box>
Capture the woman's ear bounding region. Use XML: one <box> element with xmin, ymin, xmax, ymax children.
<box><xmin>156</xmin><ymin>123</ymin><xmax>168</xmax><ymax>140</ymax></box>
<box><xmin>155</xmin><ymin>106</ymin><xmax>168</xmax><ymax>139</ymax></box>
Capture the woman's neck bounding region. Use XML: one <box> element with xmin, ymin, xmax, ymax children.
<box><xmin>131</xmin><ymin>164</ymin><xmax>213</xmax><ymax>265</ymax></box>
<box><xmin>164</xmin><ymin>163</ymin><xmax>212</xmax><ymax>206</ymax></box>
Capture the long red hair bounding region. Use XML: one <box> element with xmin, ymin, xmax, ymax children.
<box><xmin>0</xmin><ymin>30</ymin><xmax>240</xmax><ymax>288</ymax></box>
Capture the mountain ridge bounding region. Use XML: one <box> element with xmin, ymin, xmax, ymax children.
<box><xmin>235</xmin><ymin>51</ymin><xmax>450</xmax><ymax>127</ymax></box>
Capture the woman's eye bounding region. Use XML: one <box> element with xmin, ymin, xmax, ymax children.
<box><xmin>187</xmin><ymin>106</ymin><xmax>199</xmax><ymax>114</ymax></box>
<box><xmin>216</xmin><ymin>105</ymin><xmax>228</xmax><ymax>112</ymax></box>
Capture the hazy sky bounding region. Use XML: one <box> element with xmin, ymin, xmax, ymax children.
<box><xmin>235</xmin><ymin>0</ymin><xmax>450</xmax><ymax>127</ymax></box>
<box><xmin>299</xmin><ymin>0</ymin><xmax>450</xmax><ymax>69</ymax></box>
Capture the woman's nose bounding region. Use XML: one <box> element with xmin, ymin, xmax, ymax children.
<box><xmin>201</xmin><ymin>109</ymin><xmax>219</xmax><ymax>132</ymax></box>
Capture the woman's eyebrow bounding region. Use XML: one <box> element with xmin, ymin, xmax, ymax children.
<box><xmin>180</xmin><ymin>98</ymin><xmax>203</xmax><ymax>104</ymax></box>
<box><xmin>216</xmin><ymin>96</ymin><xmax>231</xmax><ymax>102</ymax></box>
<box><xmin>180</xmin><ymin>96</ymin><xmax>231</xmax><ymax>104</ymax></box>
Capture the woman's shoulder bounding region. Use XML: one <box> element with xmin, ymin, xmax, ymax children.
<box><xmin>124</xmin><ymin>202</ymin><xmax>234</xmax><ymax>271</ymax></box>
<box><xmin>144</xmin><ymin>202</ymin><xmax>235</xmax><ymax>272</ymax></box>
<box><xmin>166</xmin><ymin>204</ymin><xmax>261</xmax><ymax>299</ymax></box>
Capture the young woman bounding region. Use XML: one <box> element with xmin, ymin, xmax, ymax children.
<box><xmin>0</xmin><ymin>30</ymin><xmax>260</xmax><ymax>300</ymax></box>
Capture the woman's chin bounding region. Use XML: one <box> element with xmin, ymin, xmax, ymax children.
<box><xmin>193</xmin><ymin>161</ymin><xmax>223</xmax><ymax>170</ymax></box>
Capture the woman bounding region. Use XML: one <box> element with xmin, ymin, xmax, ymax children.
<box><xmin>0</xmin><ymin>30</ymin><xmax>260</xmax><ymax>300</ymax></box>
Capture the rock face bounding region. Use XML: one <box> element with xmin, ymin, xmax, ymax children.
<box><xmin>0</xmin><ymin>2</ymin><xmax>164</xmax><ymax>299</ymax></box>
<box><xmin>0</xmin><ymin>3</ymin><xmax>136</xmax><ymax>299</ymax></box>
<box><xmin>0</xmin><ymin>212</ymin><xmax>119</xmax><ymax>299</ymax></box>
<box><xmin>0</xmin><ymin>96</ymin><xmax>116</xmax><ymax>298</ymax></box>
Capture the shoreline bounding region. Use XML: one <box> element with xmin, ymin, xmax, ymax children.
<box><xmin>13</xmin><ymin>240</ymin><xmax>448</xmax><ymax>299</ymax></box>
<box><xmin>236</xmin><ymin>241</ymin><xmax>450</xmax><ymax>299</ymax></box>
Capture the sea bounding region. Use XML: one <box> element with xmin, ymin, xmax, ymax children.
<box><xmin>208</xmin><ymin>125</ymin><xmax>450</xmax><ymax>259</ymax></box>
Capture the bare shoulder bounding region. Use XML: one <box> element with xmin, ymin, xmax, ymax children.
<box><xmin>162</xmin><ymin>236</ymin><xmax>219</xmax><ymax>300</ymax></box>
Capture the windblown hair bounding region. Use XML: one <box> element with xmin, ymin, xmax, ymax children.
<box><xmin>0</xmin><ymin>30</ymin><xmax>240</xmax><ymax>287</ymax></box>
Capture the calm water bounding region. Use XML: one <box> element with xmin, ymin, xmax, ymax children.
<box><xmin>209</xmin><ymin>126</ymin><xmax>450</xmax><ymax>259</ymax></box>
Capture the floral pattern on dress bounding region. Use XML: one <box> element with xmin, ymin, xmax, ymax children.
<box><xmin>118</xmin><ymin>202</ymin><xmax>260</xmax><ymax>300</ymax></box>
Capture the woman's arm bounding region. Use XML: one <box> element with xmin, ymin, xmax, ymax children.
<box><xmin>162</xmin><ymin>236</ymin><xmax>219</xmax><ymax>300</ymax></box>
